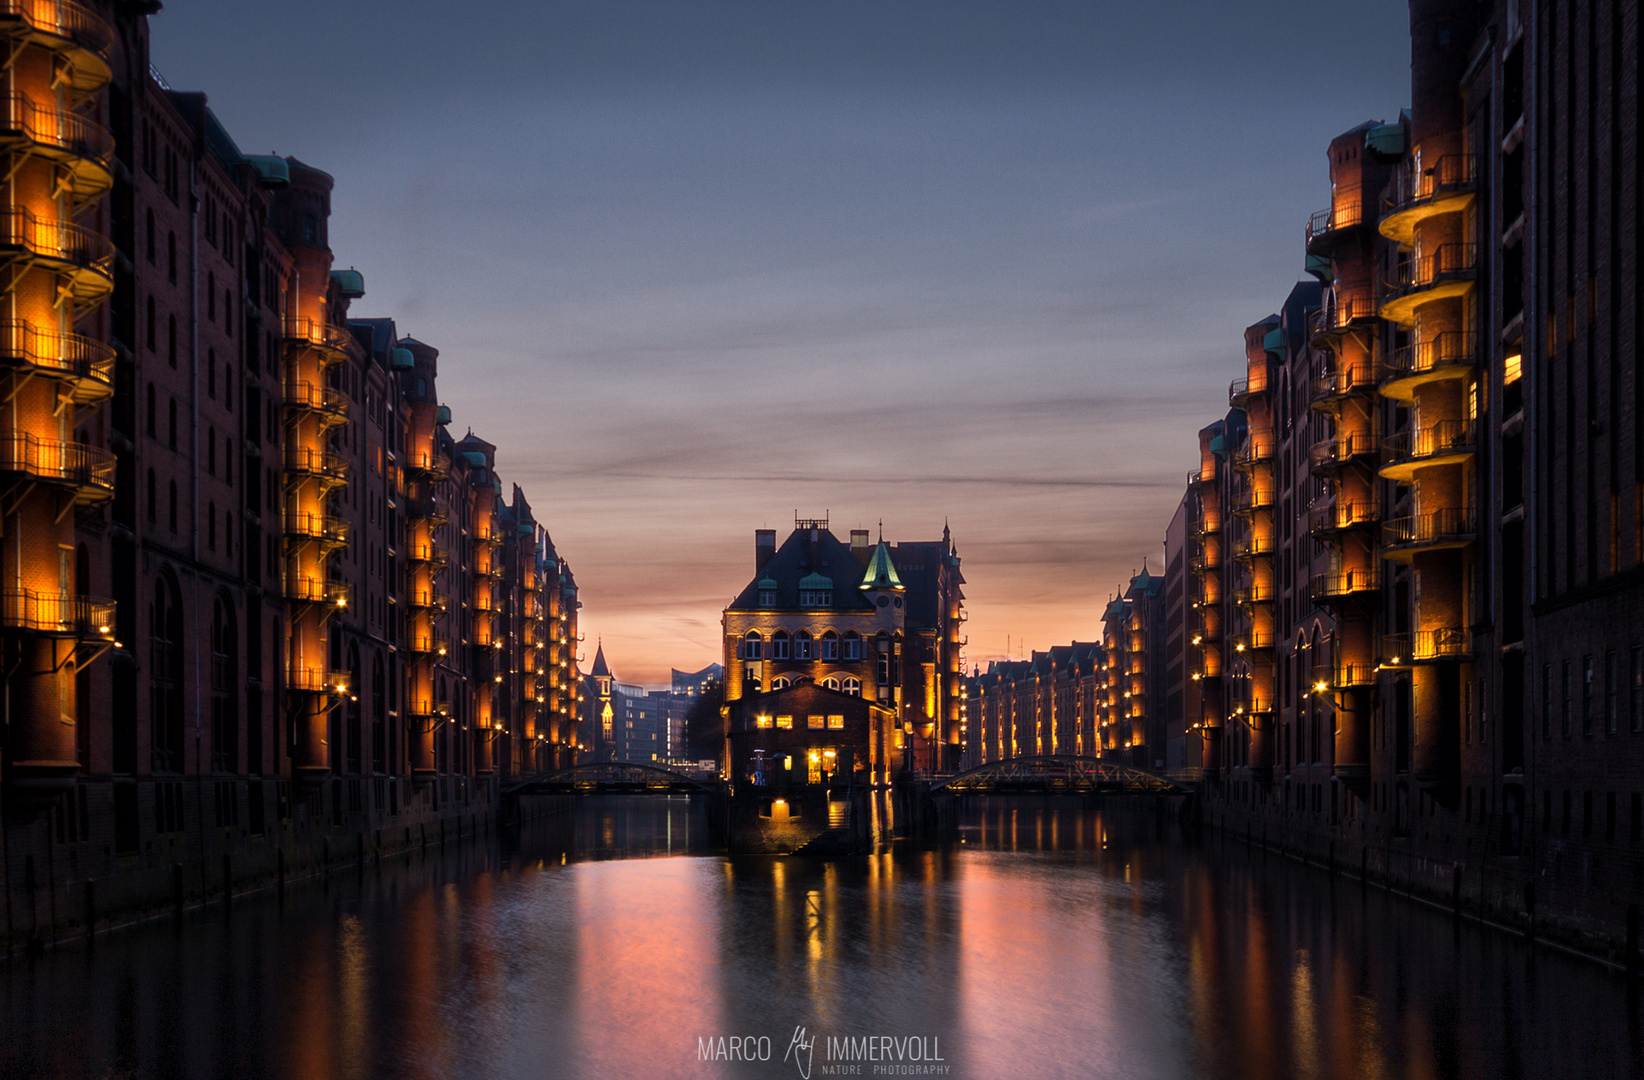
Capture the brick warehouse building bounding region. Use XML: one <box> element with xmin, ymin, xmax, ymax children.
<box><xmin>0</xmin><ymin>2</ymin><xmax>582</xmax><ymax>948</ymax></box>
<box><xmin>722</xmin><ymin>518</ymin><xmax>966</xmax><ymax>775</ymax></box>
<box><xmin>964</xmin><ymin>0</ymin><xmax>1644</xmax><ymax>952</ymax></box>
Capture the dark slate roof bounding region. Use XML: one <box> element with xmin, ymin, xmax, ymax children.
<box><xmin>728</xmin><ymin>529</ymin><xmax>876</xmax><ymax>612</ymax></box>
<box><xmin>590</xmin><ymin>642</ymin><xmax>610</xmax><ymax>678</ymax></box>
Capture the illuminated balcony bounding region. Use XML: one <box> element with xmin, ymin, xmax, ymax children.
<box><xmin>1378</xmin><ymin>154</ymin><xmax>1478</xmax><ymax>246</ymax></box>
<box><xmin>1229</xmin><ymin>372</ymin><xmax>1269</xmax><ymax>407</ymax></box>
<box><xmin>1308</xmin><ymin>499</ymin><xmax>1378</xmax><ymax>537</ymax></box>
<box><xmin>1195</xmin><ymin>509</ymin><xmax>1222</xmax><ymax>536</ymax></box>
<box><xmin>1381</xmin><ymin>628</ymin><xmax>1470</xmax><ymax>665</ymax></box>
<box><xmin>0</xmin><ymin>321</ymin><xmax>112</xmax><ymax>404</ymax></box>
<box><xmin>1311</xmin><ymin>366</ymin><xmax>1376</xmax><ymax>409</ymax></box>
<box><xmin>1308</xmin><ymin>430</ymin><xmax>1377</xmax><ymax>473</ymax></box>
<box><xmin>284</xmin><ymin>445</ymin><xmax>349</xmax><ymax>487</ymax></box>
<box><xmin>284</xmin><ymin>510</ymin><xmax>350</xmax><ymax>548</ymax></box>
<box><xmin>406</xmin><ymin>589</ymin><xmax>450</xmax><ymax>613</ymax></box>
<box><xmin>283</xmin><ymin>317</ymin><xmax>352</xmax><ymax>358</ymax></box>
<box><xmin>1189</xmin><ymin>546</ymin><xmax>1221</xmax><ymax>573</ymax></box>
<box><xmin>1233</xmin><ymin>579</ymin><xmax>1275</xmax><ymax>606</ymax></box>
<box><xmin>1379</xmin><ymin>419</ymin><xmax>1477</xmax><ymax>481</ymax></box>
<box><xmin>1188</xmin><ymin>466</ymin><xmax>1215</xmax><ymax>488</ymax></box>
<box><xmin>0</xmin><ymin>93</ymin><xmax>112</xmax><ymax>202</ymax></box>
<box><xmin>1381</xmin><ymin>506</ymin><xmax>1477</xmax><ymax>559</ymax></box>
<box><xmin>0</xmin><ymin>589</ymin><xmax>113</xmax><ymax>640</ymax></box>
<box><xmin>474</xmin><ymin>557</ymin><xmax>503</xmax><ymax>579</ymax></box>
<box><xmin>1232</xmin><ymin>530</ymin><xmax>1274</xmax><ymax>561</ymax></box>
<box><xmin>284</xmin><ymin>575</ymin><xmax>350</xmax><ymax>609</ymax></box>
<box><xmin>1231</xmin><ymin>429</ymin><xmax>1275</xmax><ymax>469</ymax></box>
<box><xmin>1230</xmin><ymin>482</ymin><xmax>1275</xmax><ymax>515</ymax></box>
<box><xmin>1330</xmin><ymin>663</ymin><xmax>1377</xmax><ymax>689</ymax></box>
<box><xmin>0</xmin><ymin>1</ymin><xmax>113</xmax><ymax>100</ymax></box>
<box><xmin>407</xmin><ymin>634</ymin><xmax>452</xmax><ymax>659</ymax></box>
<box><xmin>0</xmin><ymin>431</ymin><xmax>113</xmax><ymax>501</ymax></box>
<box><xmin>1379</xmin><ymin>244</ymin><xmax>1478</xmax><ymax>326</ymax></box>
<box><xmin>1231</xmin><ymin>629</ymin><xmax>1277</xmax><ymax>654</ymax></box>
<box><xmin>1309</xmin><ymin>566</ymin><xmax>1380</xmax><ymax>603</ymax></box>
<box><xmin>473</xmin><ymin>528</ymin><xmax>503</xmax><ymax>548</ymax></box>
<box><xmin>404</xmin><ymin>542</ymin><xmax>449</xmax><ymax>567</ymax></box>
<box><xmin>284</xmin><ymin>381</ymin><xmax>348</xmax><ymax>424</ymax></box>
<box><xmin>0</xmin><ymin>206</ymin><xmax>112</xmax><ymax>303</ymax></box>
<box><xmin>1379</xmin><ymin>331</ymin><xmax>1477</xmax><ymax>401</ymax></box>
<box><xmin>1307</xmin><ymin>295</ymin><xmax>1376</xmax><ymax>343</ymax></box>
<box><xmin>288</xmin><ymin>668</ymin><xmax>351</xmax><ymax>695</ymax></box>
<box><xmin>1304</xmin><ymin>190</ymin><xmax>1364</xmax><ymax>255</ymax></box>
<box><xmin>406</xmin><ymin>450</ymin><xmax>449</xmax><ymax>481</ymax></box>
<box><xmin>1243</xmin><ymin>695</ymin><xmax>1276</xmax><ymax>716</ymax></box>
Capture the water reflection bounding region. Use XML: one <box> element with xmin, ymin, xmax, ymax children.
<box><xmin>1</xmin><ymin>797</ymin><xmax>1638</xmax><ymax>1079</ymax></box>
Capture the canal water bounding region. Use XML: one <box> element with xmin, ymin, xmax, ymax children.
<box><xmin>2</xmin><ymin>797</ymin><xmax>1637</xmax><ymax>1079</ymax></box>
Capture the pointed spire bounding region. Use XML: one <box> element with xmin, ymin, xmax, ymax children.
<box><xmin>590</xmin><ymin>639</ymin><xmax>610</xmax><ymax>677</ymax></box>
<box><xmin>860</xmin><ymin>540</ymin><xmax>904</xmax><ymax>592</ymax></box>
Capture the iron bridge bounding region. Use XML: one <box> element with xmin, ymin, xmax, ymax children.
<box><xmin>504</xmin><ymin>760</ymin><xmax>720</xmax><ymax>796</ymax></box>
<box><xmin>930</xmin><ymin>756</ymin><xmax>1185</xmax><ymax>796</ymax></box>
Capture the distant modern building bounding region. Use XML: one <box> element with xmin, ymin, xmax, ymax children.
<box><xmin>721</xmin><ymin>517</ymin><xmax>965</xmax><ymax>776</ymax></box>
<box><xmin>583</xmin><ymin>643</ymin><xmax>663</xmax><ymax>762</ymax></box>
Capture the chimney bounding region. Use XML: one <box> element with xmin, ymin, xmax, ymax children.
<box><xmin>756</xmin><ymin>529</ymin><xmax>776</xmax><ymax>570</ymax></box>
<box><xmin>850</xmin><ymin>529</ymin><xmax>871</xmax><ymax>565</ymax></box>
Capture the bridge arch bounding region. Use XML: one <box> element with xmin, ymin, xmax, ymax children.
<box><xmin>505</xmin><ymin>760</ymin><xmax>720</xmax><ymax>796</ymax></box>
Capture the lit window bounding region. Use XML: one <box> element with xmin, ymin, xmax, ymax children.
<box><xmin>755</xmin><ymin>715</ymin><xmax>773</xmax><ymax>729</ymax></box>
<box><xmin>822</xmin><ymin>676</ymin><xmax>840</xmax><ymax>691</ymax></box>
<box><xmin>827</xmin><ymin>714</ymin><xmax>845</xmax><ymax>729</ymax></box>
<box><xmin>843</xmin><ymin>677</ymin><xmax>861</xmax><ymax>697</ymax></box>
<box><xmin>808</xmin><ymin>714</ymin><xmax>825</xmax><ymax>729</ymax></box>
<box><xmin>776</xmin><ymin>715</ymin><xmax>793</xmax><ymax>730</ymax></box>
<box><xmin>771</xmin><ymin>676</ymin><xmax>791</xmax><ymax>690</ymax></box>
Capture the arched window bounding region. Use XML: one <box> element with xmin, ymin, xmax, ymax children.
<box><xmin>146</xmin><ymin>296</ymin><xmax>155</xmax><ymax>350</ymax></box>
<box><xmin>146</xmin><ymin>383</ymin><xmax>155</xmax><ymax>436</ymax></box>
<box><xmin>820</xmin><ymin>630</ymin><xmax>838</xmax><ymax>660</ymax></box>
<box><xmin>822</xmin><ymin>676</ymin><xmax>841</xmax><ymax>691</ymax></box>
<box><xmin>210</xmin><ymin>595</ymin><xmax>237</xmax><ymax>772</ymax></box>
<box><xmin>167</xmin><ymin>480</ymin><xmax>177</xmax><ymax>533</ymax></box>
<box><xmin>167</xmin><ymin>231</ymin><xmax>176</xmax><ymax>282</ymax></box>
<box><xmin>743</xmin><ymin>631</ymin><xmax>763</xmax><ymax>660</ymax></box>
<box><xmin>771</xmin><ymin>676</ymin><xmax>791</xmax><ymax>690</ymax></box>
<box><xmin>145</xmin><ymin>469</ymin><xmax>156</xmax><ymax>522</ymax></box>
<box><xmin>794</xmin><ymin>629</ymin><xmax>812</xmax><ymax>660</ymax></box>
<box><xmin>843</xmin><ymin>631</ymin><xmax>862</xmax><ymax>661</ymax></box>
<box><xmin>167</xmin><ymin>314</ymin><xmax>176</xmax><ymax>367</ymax></box>
<box><xmin>207</xmin><ymin>502</ymin><xmax>216</xmax><ymax>550</ymax></box>
<box><xmin>843</xmin><ymin>677</ymin><xmax>862</xmax><ymax>698</ymax></box>
<box><xmin>150</xmin><ymin>575</ymin><xmax>183</xmax><ymax>772</ymax></box>
<box><xmin>772</xmin><ymin>630</ymin><xmax>790</xmax><ymax>660</ymax></box>
<box><xmin>145</xmin><ymin>208</ymin><xmax>155</xmax><ymax>263</ymax></box>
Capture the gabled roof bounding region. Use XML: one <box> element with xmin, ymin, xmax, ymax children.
<box><xmin>859</xmin><ymin>541</ymin><xmax>904</xmax><ymax>591</ymax></box>
<box><xmin>727</xmin><ymin>528</ymin><xmax>876</xmax><ymax>612</ymax></box>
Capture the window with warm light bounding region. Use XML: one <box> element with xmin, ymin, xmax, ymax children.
<box><xmin>755</xmin><ymin>715</ymin><xmax>773</xmax><ymax>729</ymax></box>
<box><xmin>807</xmin><ymin>714</ymin><xmax>824</xmax><ymax>729</ymax></box>
<box><xmin>827</xmin><ymin>714</ymin><xmax>844</xmax><ymax>729</ymax></box>
<box><xmin>776</xmin><ymin>714</ymin><xmax>793</xmax><ymax>729</ymax></box>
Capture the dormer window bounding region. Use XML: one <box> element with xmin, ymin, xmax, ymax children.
<box><xmin>800</xmin><ymin>589</ymin><xmax>831</xmax><ymax>607</ymax></box>
<box><xmin>760</xmin><ymin>589</ymin><xmax>777</xmax><ymax>606</ymax></box>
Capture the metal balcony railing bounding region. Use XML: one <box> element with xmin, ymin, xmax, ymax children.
<box><xmin>2</xmin><ymin>92</ymin><xmax>111</xmax><ymax>168</ymax></box>
<box><xmin>1386</xmin><ymin>243</ymin><xmax>1478</xmax><ymax>297</ymax></box>
<box><xmin>1381</xmin><ymin>419</ymin><xmax>1477</xmax><ymax>467</ymax></box>
<box><xmin>1332</xmin><ymin>663</ymin><xmax>1377</xmax><ymax>688</ymax></box>
<box><xmin>0</xmin><ymin>0</ymin><xmax>113</xmax><ymax>56</ymax></box>
<box><xmin>1229</xmin><ymin>371</ymin><xmax>1270</xmax><ymax>405</ymax></box>
<box><xmin>1233</xmin><ymin>531</ymin><xmax>1274</xmax><ymax>560</ymax></box>
<box><xmin>283</xmin><ymin>316</ymin><xmax>352</xmax><ymax>353</ymax></box>
<box><xmin>0</xmin><ymin>589</ymin><xmax>113</xmax><ymax>638</ymax></box>
<box><xmin>1308</xmin><ymin>430</ymin><xmax>1377</xmax><ymax>471</ymax></box>
<box><xmin>0</xmin><ymin>321</ymin><xmax>114</xmax><ymax>398</ymax></box>
<box><xmin>1309</xmin><ymin>566</ymin><xmax>1380</xmax><ymax>602</ymax></box>
<box><xmin>284</xmin><ymin>576</ymin><xmax>349</xmax><ymax>607</ymax></box>
<box><xmin>1382</xmin><ymin>154</ymin><xmax>1478</xmax><ymax>214</ymax></box>
<box><xmin>1385</xmin><ymin>331</ymin><xmax>1477</xmax><ymax>383</ymax></box>
<box><xmin>1307</xmin><ymin>295</ymin><xmax>1376</xmax><ymax>338</ymax></box>
<box><xmin>406</xmin><ymin>635</ymin><xmax>452</xmax><ymax>658</ymax></box>
<box><xmin>1311</xmin><ymin>366</ymin><xmax>1376</xmax><ymax>403</ymax></box>
<box><xmin>284</xmin><ymin>381</ymin><xmax>348</xmax><ymax>418</ymax></box>
<box><xmin>404</xmin><ymin>542</ymin><xmax>449</xmax><ymax>566</ymax></box>
<box><xmin>0</xmin><ymin>431</ymin><xmax>114</xmax><ymax>496</ymax></box>
<box><xmin>1382</xmin><ymin>506</ymin><xmax>1478</xmax><ymax>548</ymax></box>
<box><xmin>1231</xmin><ymin>629</ymin><xmax>1277</xmax><ymax>652</ymax></box>
<box><xmin>1231</xmin><ymin>482</ymin><xmax>1276</xmax><ymax>513</ymax></box>
<box><xmin>284</xmin><ymin>511</ymin><xmax>350</xmax><ymax>545</ymax></box>
<box><xmin>287</xmin><ymin>667</ymin><xmax>351</xmax><ymax>694</ymax></box>
<box><xmin>284</xmin><ymin>445</ymin><xmax>349</xmax><ymax>483</ymax></box>
<box><xmin>1308</xmin><ymin>500</ymin><xmax>1378</xmax><ymax>535</ymax></box>
<box><xmin>1381</xmin><ymin>628</ymin><xmax>1470</xmax><ymax>663</ymax></box>
<box><xmin>1305</xmin><ymin>190</ymin><xmax>1363</xmax><ymax>246</ymax></box>
<box><xmin>406</xmin><ymin>589</ymin><xmax>449</xmax><ymax>612</ymax></box>
<box><xmin>1232</xmin><ymin>430</ymin><xmax>1276</xmax><ymax>467</ymax></box>
<box><xmin>406</xmin><ymin>450</ymin><xmax>449</xmax><ymax>480</ymax></box>
<box><xmin>0</xmin><ymin>206</ymin><xmax>112</xmax><ymax>277</ymax></box>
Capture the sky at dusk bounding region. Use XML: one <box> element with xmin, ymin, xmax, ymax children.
<box><xmin>152</xmin><ymin>1</ymin><xmax>1411</xmax><ymax>687</ymax></box>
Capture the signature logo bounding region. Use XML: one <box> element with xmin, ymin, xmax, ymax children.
<box><xmin>783</xmin><ymin>1025</ymin><xmax>815</xmax><ymax>1080</ymax></box>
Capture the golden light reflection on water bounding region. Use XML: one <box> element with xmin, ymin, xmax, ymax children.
<box><xmin>4</xmin><ymin>799</ymin><xmax>1640</xmax><ymax>1080</ymax></box>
